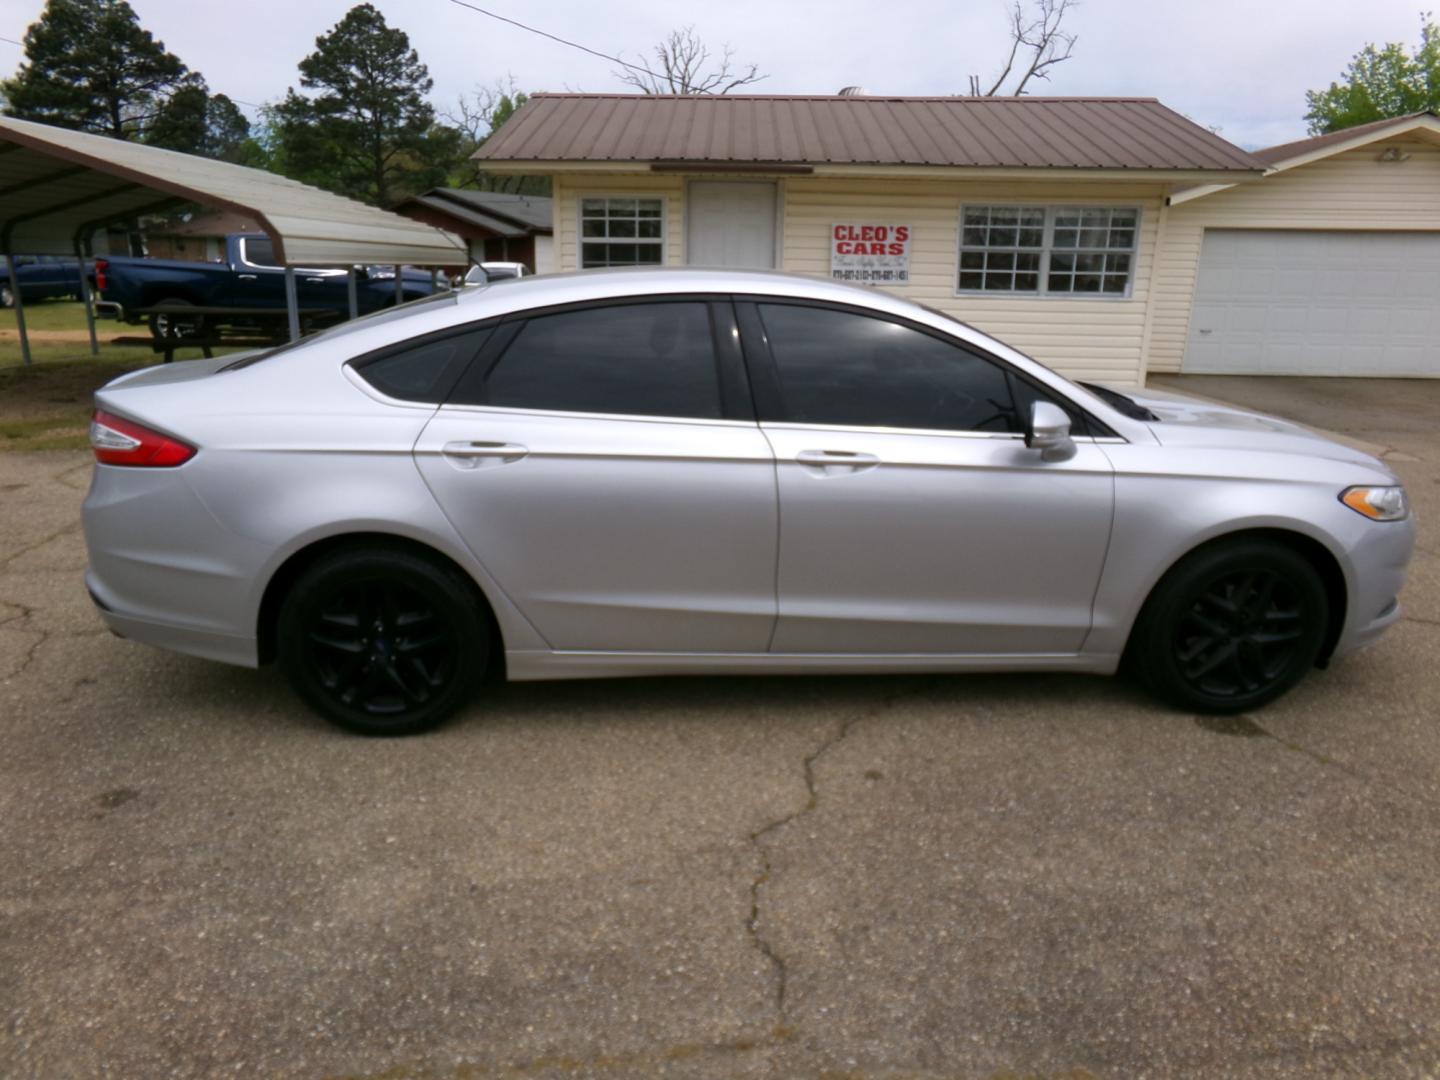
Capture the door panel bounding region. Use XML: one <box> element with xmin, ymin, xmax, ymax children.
<box><xmin>415</xmin><ymin>410</ymin><xmax>778</xmax><ymax>652</ymax></box>
<box><xmin>687</xmin><ymin>182</ymin><xmax>777</xmax><ymax>269</ymax></box>
<box><xmin>763</xmin><ymin>426</ymin><xmax>1114</xmax><ymax>654</ymax></box>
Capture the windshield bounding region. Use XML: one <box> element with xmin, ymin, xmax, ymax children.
<box><xmin>219</xmin><ymin>290</ymin><xmax>461</xmax><ymax>371</ymax></box>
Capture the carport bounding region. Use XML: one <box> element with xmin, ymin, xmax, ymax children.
<box><xmin>0</xmin><ymin>116</ymin><xmax>467</xmax><ymax>365</ymax></box>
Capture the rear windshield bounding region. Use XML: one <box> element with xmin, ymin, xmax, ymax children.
<box><xmin>220</xmin><ymin>290</ymin><xmax>462</xmax><ymax>371</ymax></box>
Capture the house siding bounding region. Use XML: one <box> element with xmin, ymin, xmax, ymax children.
<box><xmin>553</xmin><ymin>171</ymin><xmax>1169</xmax><ymax>383</ymax></box>
<box><xmin>1149</xmin><ymin>137</ymin><xmax>1440</xmax><ymax>374</ymax></box>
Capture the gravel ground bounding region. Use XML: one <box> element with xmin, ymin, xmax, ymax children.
<box><xmin>1</xmin><ymin>376</ymin><xmax>1438</xmax><ymax>1079</ymax></box>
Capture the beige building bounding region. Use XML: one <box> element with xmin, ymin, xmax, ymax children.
<box><xmin>475</xmin><ymin>94</ymin><xmax>1264</xmax><ymax>384</ymax></box>
<box><xmin>1150</xmin><ymin>111</ymin><xmax>1440</xmax><ymax>378</ymax></box>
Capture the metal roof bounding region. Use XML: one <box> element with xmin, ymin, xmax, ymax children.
<box><xmin>1253</xmin><ymin>111</ymin><xmax>1440</xmax><ymax>165</ymax></box>
<box><xmin>395</xmin><ymin>190</ymin><xmax>553</xmax><ymax>238</ymax></box>
<box><xmin>0</xmin><ymin>116</ymin><xmax>466</xmax><ymax>265</ymax></box>
<box><xmin>474</xmin><ymin>94</ymin><xmax>1265</xmax><ymax>174</ymax></box>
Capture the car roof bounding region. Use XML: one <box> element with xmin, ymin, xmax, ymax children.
<box><xmin>453</xmin><ymin>266</ymin><xmax>925</xmax><ymax>320</ymax></box>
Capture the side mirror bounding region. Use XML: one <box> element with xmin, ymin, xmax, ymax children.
<box><xmin>1025</xmin><ymin>401</ymin><xmax>1076</xmax><ymax>461</ymax></box>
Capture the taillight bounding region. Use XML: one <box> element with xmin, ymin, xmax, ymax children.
<box><xmin>94</xmin><ymin>258</ymin><xmax>108</xmax><ymax>292</ymax></box>
<box><xmin>90</xmin><ymin>410</ymin><xmax>196</xmax><ymax>467</ymax></box>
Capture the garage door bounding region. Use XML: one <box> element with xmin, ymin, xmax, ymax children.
<box><xmin>1182</xmin><ymin>230</ymin><xmax>1440</xmax><ymax>376</ymax></box>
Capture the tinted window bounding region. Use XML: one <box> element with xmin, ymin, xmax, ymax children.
<box><xmin>244</xmin><ymin>238</ymin><xmax>277</xmax><ymax>267</ymax></box>
<box><xmin>481</xmin><ymin>303</ymin><xmax>721</xmax><ymax>419</ymax></box>
<box><xmin>354</xmin><ymin>328</ymin><xmax>489</xmax><ymax>403</ymax></box>
<box><xmin>758</xmin><ymin>304</ymin><xmax>1016</xmax><ymax>433</ymax></box>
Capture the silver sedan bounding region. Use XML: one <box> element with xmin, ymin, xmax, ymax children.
<box><xmin>82</xmin><ymin>269</ymin><xmax>1415</xmax><ymax>735</ymax></box>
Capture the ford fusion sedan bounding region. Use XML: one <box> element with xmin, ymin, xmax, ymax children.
<box><xmin>81</xmin><ymin>269</ymin><xmax>1414</xmax><ymax>735</ymax></box>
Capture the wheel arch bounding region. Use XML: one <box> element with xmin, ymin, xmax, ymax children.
<box><xmin>255</xmin><ymin>530</ymin><xmax>506</xmax><ymax>677</ymax></box>
<box><xmin>1126</xmin><ymin>526</ymin><xmax>1348</xmax><ymax>667</ymax></box>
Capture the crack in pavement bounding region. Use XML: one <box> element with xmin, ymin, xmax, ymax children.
<box><xmin>0</xmin><ymin>523</ymin><xmax>81</xmax><ymax>570</ymax></box>
<box><xmin>2</xmin><ymin>625</ymin><xmax>49</xmax><ymax>683</ymax></box>
<box><xmin>744</xmin><ymin>681</ymin><xmax>933</xmax><ymax>1026</ymax></box>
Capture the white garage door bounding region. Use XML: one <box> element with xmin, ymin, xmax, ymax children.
<box><xmin>1182</xmin><ymin>230</ymin><xmax>1440</xmax><ymax>376</ymax></box>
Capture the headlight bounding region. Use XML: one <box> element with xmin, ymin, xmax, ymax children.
<box><xmin>1340</xmin><ymin>485</ymin><xmax>1409</xmax><ymax>522</ymax></box>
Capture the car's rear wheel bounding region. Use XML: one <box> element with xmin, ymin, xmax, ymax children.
<box><xmin>148</xmin><ymin>298</ymin><xmax>206</xmax><ymax>341</ymax></box>
<box><xmin>0</xmin><ymin>284</ymin><xmax>13</xmax><ymax>309</ymax></box>
<box><xmin>1129</xmin><ymin>539</ymin><xmax>1328</xmax><ymax>714</ymax></box>
<box><xmin>278</xmin><ymin>547</ymin><xmax>488</xmax><ymax>735</ymax></box>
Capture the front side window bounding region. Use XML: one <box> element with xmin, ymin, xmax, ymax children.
<box><xmin>960</xmin><ymin>206</ymin><xmax>1138</xmax><ymax>296</ymax></box>
<box><xmin>481</xmin><ymin>302</ymin><xmax>721</xmax><ymax>420</ymax></box>
<box><xmin>580</xmin><ymin>198</ymin><xmax>665</xmax><ymax>268</ymax></box>
<box><xmin>757</xmin><ymin>303</ymin><xmax>1017</xmax><ymax>433</ymax></box>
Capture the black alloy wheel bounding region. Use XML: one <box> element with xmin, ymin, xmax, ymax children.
<box><xmin>278</xmin><ymin>547</ymin><xmax>488</xmax><ymax>735</ymax></box>
<box><xmin>1130</xmin><ymin>540</ymin><xmax>1328</xmax><ymax>714</ymax></box>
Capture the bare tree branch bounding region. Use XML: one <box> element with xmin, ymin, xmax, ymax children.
<box><xmin>971</xmin><ymin>0</ymin><xmax>1078</xmax><ymax>96</ymax></box>
<box><xmin>613</xmin><ymin>26</ymin><xmax>767</xmax><ymax>94</ymax></box>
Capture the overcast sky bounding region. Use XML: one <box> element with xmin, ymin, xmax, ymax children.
<box><xmin>0</xmin><ymin>0</ymin><xmax>1427</xmax><ymax>149</ymax></box>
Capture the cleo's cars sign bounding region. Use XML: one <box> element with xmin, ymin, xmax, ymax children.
<box><xmin>830</xmin><ymin>224</ymin><xmax>912</xmax><ymax>285</ymax></box>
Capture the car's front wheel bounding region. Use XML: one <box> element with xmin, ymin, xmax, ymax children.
<box><xmin>1129</xmin><ymin>539</ymin><xmax>1329</xmax><ymax>714</ymax></box>
<box><xmin>277</xmin><ymin>546</ymin><xmax>488</xmax><ymax>735</ymax></box>
<box><xmin>0</xmin><ymin>284</ymin><xmax>13</xmax><ymax>309</ymax></box>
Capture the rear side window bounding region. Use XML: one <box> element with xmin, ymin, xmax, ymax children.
<box><xmin>352</xmin><ymin>327</ymin><xmax>490</xmax><ymax>403</ymax></box>
<box><xmin>757</xmin><ymin>303</ymin><xmax>1016</xmax><ymax>433</ymax></box>
<box><xmin>477</xmin><ymin>302</ymin><xmax>722</xmax><ymax>420</ymax></box>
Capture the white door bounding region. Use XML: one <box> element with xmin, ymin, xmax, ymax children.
<box><xmin>1182</xmin><ymin>229</ymin><xmax>1440</xmax><ymax>376</ymax></box>
<box><xmin>687</xmin><ymin>182</ymin><xmax>777</xmax><ymax>268</ymax></box>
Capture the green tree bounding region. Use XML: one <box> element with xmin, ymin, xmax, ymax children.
<box><xmin>146</xmin><ymin>78</ymin><xmax>252</xmax><ymax>161</ymax></box>
<box><xmin>443</xmin><ymin>79</ymin><xmax>548</xmax><ymax>194</ymax></box>
<box><xmin>0</xmin><ymin>0</ymin><xmax>189</xmax><ymax>138</ymax></box>
<box><xmin>1305</xmin><ymin>14</ymin><xmax>1440</xmax><ymax>134</ymax></box>
<box><xmin>273</xmin><ymin>3</ymin><xmax>458</xmax><ymax>205</ymax></box>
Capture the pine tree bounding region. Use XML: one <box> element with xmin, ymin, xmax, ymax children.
<box><xmin>1</xmin><ymin>0</ymin><xmax>189</xmax><ymax>139</ymax></box>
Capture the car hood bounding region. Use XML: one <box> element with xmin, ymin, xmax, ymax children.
<box><xmin>1101</xmin><ymin>384</ymin><xmax>1394</xmax><ymax>474</ymax></box>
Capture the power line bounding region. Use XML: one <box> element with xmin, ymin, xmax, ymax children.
<box><xmin>444</xmin><ymin>0</ymin><xmax>667</xmax><ymax>83</ymax></box>
<box><xmin>1</xmin><ymin>35</ymin><xmax>24</xmax><ymax>47</ymax></box>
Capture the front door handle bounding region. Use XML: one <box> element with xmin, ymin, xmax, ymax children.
<box><xmin>796</xmin><ymin>449</ymin><xmax>880</xmax><ymax>476</ymax></box>
<box><xmin>441</xmin><ymin>440</ymin><xmax>529</xmax><ymax>470</ymax></box>
<box><xmin>304</xmin><ymin>277</ymin><xmax>325</xmax><ymax>284</ymax></box>
<box><xmin>237</xmin><ymin>273</ymin><xmax>257</xmax><ymax>281</ymax></box>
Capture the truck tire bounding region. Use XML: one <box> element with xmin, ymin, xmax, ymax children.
<box><xmin>148</xmin><ymin>298</ymin><xmax>206</xmax><ymax>341</ymax></box>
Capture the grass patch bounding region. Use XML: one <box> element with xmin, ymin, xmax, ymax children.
<box><xmin>0</xmin><ymin>415</ymin><xmax>93</xmax><ymax>451</ymax></box>
<box><xmin>0</xmin><ymin>298</ymin><xmax>97</xmax><ymax>333</ymax></box>
<box><xmin>0</xmin><ymin>344</ymin><xmax>241</xmax><ymax>454</ymax></box>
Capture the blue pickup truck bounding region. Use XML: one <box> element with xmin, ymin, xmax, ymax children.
<box><xmin>94</xmin><ymin>234</ymin><xmax>437</xmax><ymax>337</ymax></box>
<box><xmin>0</xmin><ymin>255</ymin><xmax>86</xmax><ymax>308</ymax></box>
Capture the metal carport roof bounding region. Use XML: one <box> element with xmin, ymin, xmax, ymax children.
<box><xmin>1</xmin><ymin>116</ymin><xmax>468</xmax><ymax>364</ymax></box>
<box><xmin>0</xmin><ymin>116</ymin><xmax>466</xmax><ymax>265</ymax></box>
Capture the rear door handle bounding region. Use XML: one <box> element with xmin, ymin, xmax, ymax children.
<box><xmin>796</xmin><ymin>449</ymin><xmax>880</xmax><ymax>476</ymax></box>
<box><xmin>304</xmin><ymin>277</ymin><xmax>325</xmax><ymax>284</ymax></box>
<box><xmin>441</xmin><ymin>440</ymin><xmax>529</xmax><ymax>470</ymax></box>
<box><xmin>237</xmin><ymin>274</ymin><xmax>257</xmax><ymax>281</ymax></box>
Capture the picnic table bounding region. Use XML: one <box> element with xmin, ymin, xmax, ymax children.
<box><xmin>114</xmin><ymin>303</ymin><xmax>343</xmax><ymax>362</ymax></box>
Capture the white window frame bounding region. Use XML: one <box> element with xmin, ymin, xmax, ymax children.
<box><xmin>956</xmin><ymin>204</ymin><xmax>1141</xmax><ymax>300</ymax></box>
<box><xmin>577</xmin><ymin>195</ymin><xmax>668</xmax><ymax>269</ymax></box>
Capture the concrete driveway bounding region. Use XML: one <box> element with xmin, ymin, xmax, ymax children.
<box><xmin>2</xmin><ymin>377</ymin><xmax>1438</xmax><ymax>1079</ymax></box>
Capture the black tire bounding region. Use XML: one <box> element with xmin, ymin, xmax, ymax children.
<box><xmin>1128</xmin><ymin>539</ymin><xmax>1328</xmax><ymax>714</ymax></box>
<box><xmin>277</xmin><ymin>546</ymin><xmax>489</xmax><ymax>736</ymax></box>
<box><xmin>147</xmin><ymin>298</ymin><xmax>206</xmax><ymax>341</ymax></box>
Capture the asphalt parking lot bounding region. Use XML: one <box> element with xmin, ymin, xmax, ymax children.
<box><xmin>2</xmin><ymin>376</ymin><xmax>1438</xmax><ymax>1079</ymax></box>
